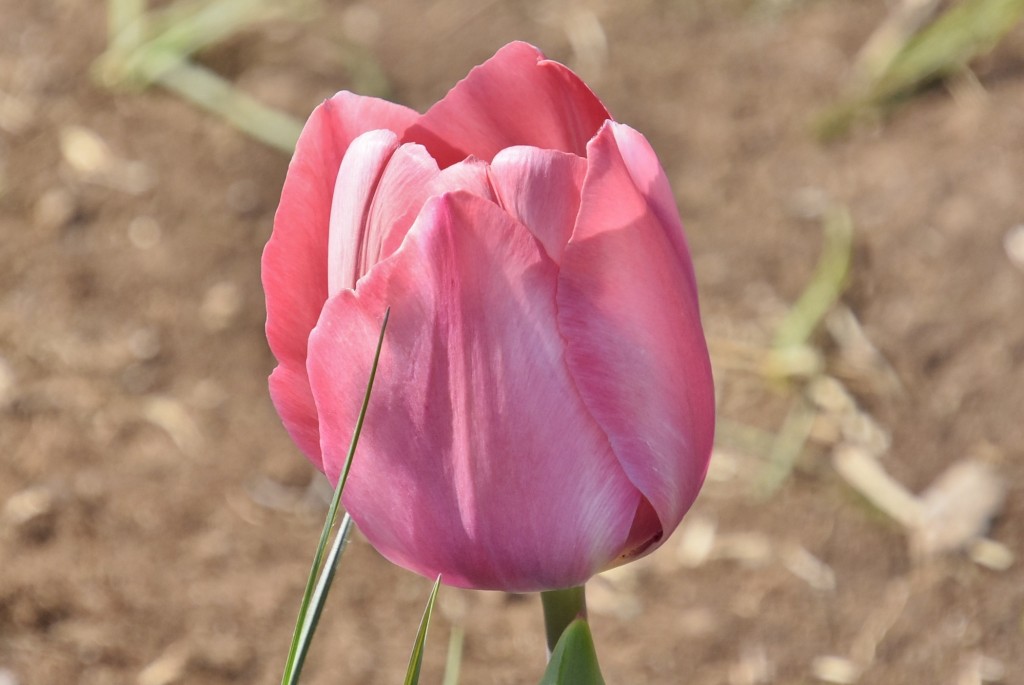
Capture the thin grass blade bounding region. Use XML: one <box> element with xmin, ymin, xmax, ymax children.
<box><xmin>107</xmin><ymin>0</ymin><xmax>146</xmax><ymax>51</ymax></box>
<box><xmin>157</xmin><ymin>62</ymin><xmax>303</xmax><ymax>153</ymax></box>
<box><xmin>404</xmin><ymin>576</ymin><xmax>443</xmax><ymax>685</ymax></box>
<box><xmin>96</xmin><ymin>0</ymin><xmax>305</xmax><ymax>88</ymax></box>
<box><xmin>871</xmin><ymin>0</ymin><xmax>1024</xmax><ymax>102</ymax></box>
<box><xmin>773</xmin><ymin>207</ymin><xmax>853</xmax><ymax>351</ymax></box>
<box><xmin>280</xmin><ymin>308</ymin><xmax>390</xmax><ymax>685</ymax></box>
<box><xmin>816</xmin><ymin>0</ymin><xmax>1024</xmax><ymax>138</ymax></box>
<box><xmin>756</xmin><ymin>395</ymin><xmax>818</xmax><ymax>499</ymax></box>
<box><xmin>441</xmin><ymin>623</ymin><xmax>464</xmax><ymax>685</ymax></box>
<box><xmin>287</xmin><ymin>511</ymin><xmax>355</xmax><ymax>682</ymax></box>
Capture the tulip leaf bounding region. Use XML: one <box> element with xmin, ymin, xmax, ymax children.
<box><xmin>403</xmin><ymin>575</ymin><xmax>443</xmax><ymax>685</ymax></box>
<box><xmin>538</xmin><ymin>619</ymin><xmax>606</xmax><ymax>685</ymax></box>
<box><xmin>280</xmin><ymin>308</ymin><xmax>390</xmax><ymax>685</ymax></box>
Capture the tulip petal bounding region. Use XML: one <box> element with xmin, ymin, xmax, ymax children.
<box><xmin>263</xmin><ymin>92</ymin><xmax>417</xmax><ymax>466</ymax></box>
<box><xmin>265</xmin><ymin>93</ymin><xmax>418</xmax><ymax>366</ymax></box>
<box><xmin>405</xmin><ymin>42</ymin><xmax>610</xmax><ymax>167</ymax></box>
<box><xmin>368</xmin><ymin>150</ymin><xmax>501</xmax><ymax>266</ymax></box>
<box><xmin>608</xmin><ymin>124</ymin><xmax>700</xmax><ymax>295</ymax></box>
<box><xmin>435</xmin><ymin>157</ymin><xmax>495</xmax><ymax>203</ymax></box>
<box><xmin>307</xmin><ymin>192</ymin><xmax>640</xmax><ymax>591</ymax></box>
<box><xmin>557</xmin><ymin>122</ymin><xmax>715</xmax><ymax>551</ymax></box>
<box><xmin>488</xmin><ymin>146</ymin><xmax>587</xmax><ymax>264</ymax></box>
<box><xmin>268</xmin><ymin>364</ymin><xmax>322</xmax><ymax>463</ymax></box>
<box><xmin>368</xmin><ymin>143</ymin><xmax>442</xmax><ymax>262</ymax></box>
<box><xmin>327</xmin><ymin>130</ymin><xmax>401</xmax><ymax>297</ymax></box>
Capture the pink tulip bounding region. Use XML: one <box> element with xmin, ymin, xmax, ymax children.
<box><xmin>263</xmin><ymin>42</ymin><xmax>714</xmax><ymax>592</ymax></box>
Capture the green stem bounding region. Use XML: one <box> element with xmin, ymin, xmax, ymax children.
<box><xmin>540</xmin><ymin>586</ymin><xmax>588</xmax><ymax>654</ymax></box>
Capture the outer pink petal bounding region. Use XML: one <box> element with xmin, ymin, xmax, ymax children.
<box><xmin>265</xmin><ymin>93</ymin><xmax>418</xmax><ymax>366</ymax></box>
<box><xmin>404</xmin><ymin>42</ymin><xmax>611</xmax><ymax>167</ymax></box>
<box><xmin>268</xmin><ymin>365</ymin><xmax>321</xmax><ymax>462</ymax></box>
<box><xmin>488</xmin><ymin>146</ymin><xmax>587</xmax><ymax>264</ymax></box>
<box><xmin>263</xmin><ymin>92</ymin><xmax>417</xmax><ymax>467</ymax></box>
<box><xmin>557</xmin><ymin>122</ymin><xmax>715</xmax><ymax>554</ymax></box>
<box><xmin>609</xmin><ymin>124</ymin><xmax>700</xmax><ymax>296</ymax></box>
<box><xmin>306</xmin><ymin>192</ymin><xmax>640</xmax><ymax>591</ymax></box>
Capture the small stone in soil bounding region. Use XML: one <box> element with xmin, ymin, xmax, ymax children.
<box><xmin>3</xmin><ymin>486</ymin><xmax>57</xmax><ymax>542</ymax></box>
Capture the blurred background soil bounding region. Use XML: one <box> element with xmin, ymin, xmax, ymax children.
<box><xmin>1</xmin><ymin>0</ymin><xmax>1023</xmax><ymax>683</ymax></box>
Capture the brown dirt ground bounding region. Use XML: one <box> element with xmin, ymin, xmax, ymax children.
<box><xmin>2</xmin><ymin>1</ymin><xmax>1023</xmax><ymax>684</ymax></box>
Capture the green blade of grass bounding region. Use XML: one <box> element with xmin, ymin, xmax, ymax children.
<box><xmin>816</xmin><ymin>0</ymin><xmax>1024</xmax><ymax>138</ymax></box>
<box><xmin>404</xmin><ymin>576</ymin><xmax>443</xmax><ymax>685</ymax></box>
<box><xmin>286</xmin><ymin>510</ymin><xmax>355</xmax><ymax>683</ymax></box>
<box><xmin>142</xmin><ymin>0</ymin><xmax>311</xmax><ymax>42</ymax></box>
<box><xmin>773</xmin><ymin>207</ymin><xmax>853</xmax><ymax>352</ymax></box>
<box><xmin>96</xmin><ymin>0</ymin><xmax>303</xmax><ymax>88</ymax></box>
<box><xmin>280</xmin><ymin>307</ymin><xmax>390</xmax><ymax>685</ymax></box>
<box><xmin>96</xmin><ymin>0</ymin><xmax>313</xmax><ymax>153</ymax></box>
<box><xmin>107</xmin><ymin>0</ymin><xmax>146</xmax><ymax>52</ymax></box>
<box><xmin>755</xmin><ymin>395</ymin><xmax>818</xmax><ymax>499</ymax></box>
<box><xmin>851</xmin><ymin>0</ymin><xmax>943</xmax><ymax>89</ymax></box>
<box><xmin>157</xmin><ymin>62</ymin><xmax>303</xmax><ymax>153</ymax></box>
<box><xmin>441</xmin><ymin>623</ymin><xmax>464</xmax><ymax>685</ymax></box>
<box><xmin>871</xmin><ymin>0</ymin><xmax>1024</xmax><ymax>102</ymax></box>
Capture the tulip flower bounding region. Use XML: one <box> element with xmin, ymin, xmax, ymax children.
<box><xmin>263</xmin><ymin>41</ymin><xmax>715</xmax><ymax>594</ymax></box>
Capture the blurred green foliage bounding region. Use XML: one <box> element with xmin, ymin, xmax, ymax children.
<box><xmin>816</xmin><ymin>0</ymin><xmax>1024</xmax><ymax>139</ymax></box>
<box><xmin>96</xmin><ymin>0</ymin><xmax>313</xmax><ymax>152</ymax></box>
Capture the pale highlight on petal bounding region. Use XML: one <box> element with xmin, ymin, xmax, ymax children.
<box><xmin>327</xmin><ymin>130</ymin><xmax>400</xmax><ymax>297</ymax></box>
